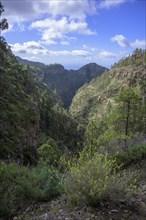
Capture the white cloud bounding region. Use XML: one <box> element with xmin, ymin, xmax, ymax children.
<box><xmin>10</xmin><ymin>41</ymin><xmax>91</xmax><ymax>57</ymax></box>
<box><xmin>24</xmin><ymin>41</ymin><xmax>44</xmax><ymax>50</ymax></box>
<box><xmin>23</xmin><ymin>56</ymin><xmax>40</xmax><ymax>61</ymax></box>
<box><xmin>111</xmin><ymin>35</ymin><xmax>146</xmax><ymax>49</ymax></box>
<box><xmin>43</xmin><ymin>0</ymin><xmax>96</xmax><ymax>19</ymax></box>
<box><xmin>61</xmin><ymin>41</ymin><xmax>70</xmax><ymax>45</ymax></box>
<box><xmin>130</xmin><ymin>39</ymin><xmax>146</xmax><ymax>49</ymax></box>
<box><xmin>42</xmin><ymin>40</ymin><xmax>57</xmax><ymax>45</ymax></box>
<box><xmin>2</xmin><ymin>0</ymin><xmax>97</xmax><ymax>37</ymax></box>
<box><xmin>45</xmin><ymin>49</ymin><xmax>91</xmax><ymax>57</ymax></box>
<box><xmin>83</xmin><ymin>44</ymin><xmax>97</xmax><ymax>52</ymax></box>
<box><xmin>98</xmin><ymin>50</ymin><xmax>117</xmax><ymax>59</ymax></box>
<box><xmin>3</xmin><ymin>0</ymin><xmax>96</xmax><ymax>23</ymax></box>
<box><xmin>99</xmin><ymin>0</ymin><xmax>126</xmax><ymax>9</ymax></box>
<box><xmin>111</xmin><ymin>35</ymin><xmax>129</xmax><ymax>47</ymax></box>
<box><xmin>71</xmin><ymin>50</ymin><xmax>91</xmax><ymax>57</ymax></box>
<box><xmin>30</xmin><ymin>17</ymin><xmax>95</xmax><ymax>43</ymax></box>
<box><xmin>10</xmin><ymin>41</ymin><xmax>48</xmax><ymax>55</ymax></box>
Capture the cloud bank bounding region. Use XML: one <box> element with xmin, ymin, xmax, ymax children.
<box><xmin>10</xmin><ymin>41</ymin><xmax>91</xmax><ymax>57</ymax></box>
<box><xmin>2</xmin><ymin>0</ymin><xmax>96</xmax><ymax>21</ymax></box>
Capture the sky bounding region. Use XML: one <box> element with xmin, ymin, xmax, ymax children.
<box><xmin>1</xmin><ymin>0</ymin><xmax>146</xmax><ymax>69</ymax></box>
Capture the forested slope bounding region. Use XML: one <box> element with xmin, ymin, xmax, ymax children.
<box><xmin>70</xmin><ymin>49</ymin><xmax>146</xmax><ymax>125</ymax></box>
<box><xmin>0</xmin><ymin>38</ymin><xmax>83</xmax><ymax>164</ymax></box>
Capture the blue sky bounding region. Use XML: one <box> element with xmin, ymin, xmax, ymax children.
<box><xmin>2</xmin><ymin>0</ymin><xmax>146</xmax><ymax>69</ymax></box>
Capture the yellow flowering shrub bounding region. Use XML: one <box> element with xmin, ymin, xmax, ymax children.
<box><xmin>64</xmin><ymin>150</ymin><xmax>138</xmax><ymax>206</ymax></box>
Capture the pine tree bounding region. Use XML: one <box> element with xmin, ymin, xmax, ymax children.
<box><xmin>108</xmin><ymin>88</ymin><xmax>143</xmax><ymax>148</ymax></box>
<box><xmin>0</xmin><ymin>1</ymin><xmax>8</xmax><ymax>36</ymax></box>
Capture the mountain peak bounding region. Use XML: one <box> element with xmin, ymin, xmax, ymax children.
<box><xmin>16</xmin><ymin>57</ymin><xmax>108</xmax><ymax>107</ymax></box>
<box><xmin>47</xmin><ymin>63</ymin><xmax>65</xmax><ymax>74</ymax></box>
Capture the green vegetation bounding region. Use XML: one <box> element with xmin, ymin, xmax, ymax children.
<box><xmin>0</xmin><ymin>1</ymin><xmax>8</xmax><ymax>33</ymax></box>
<box><xmin>70</xmin><ymin>49</ymin><xmax>146</xmax><ymax>124</ymax></box>
<box><xmin>37</xmin><ymin>138</ymin><xmax>61</xmax><ymax>166</ymax></box>
<box><xmin>18</xmin><ymin>57</ymin><xmax>108</xmax><ymax>108</ymax></box>
<box><xmin>112</xmin><ymin>48</ymin><xmax>146</xmax><ymax>68</ymax></box>
<box><xmin>64</xmin><ymin>149</ymin><xmax>138</xmax><ymax>207</ymax></box>
<box><xmin>70</xmin><ymin>70</ymin><xmax>111</xmax><ymax>124</ymax></box>
<box><xmin>0</xmin><ymin>3</ymin><xmax>146</xmax><ymax>218</ymax></box>
<box><xmin>114</xmin><ymin>144</ymin><xmax>146</xmax><ymax>166</ymax></box>
<box><xmin>84</xmin><ymin>87</ymin><xmax>146</xmax><ymax>157</ymax></box>
<box><xmin>0</xmin><ymin>161</ymin><xmax>62</xmax><ymax>217</ymax></box>
<box><xmin>0</xmin><ymin>39</ymin><xmax>83</xmax><ymax>163</ymax></box>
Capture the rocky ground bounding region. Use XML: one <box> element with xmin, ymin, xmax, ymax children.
<box><xmin>13</xmin><ymin>186</ymin><xmax>146</xmax><ymax>220</ymax></box>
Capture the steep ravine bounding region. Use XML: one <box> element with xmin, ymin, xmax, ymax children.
<box><xmin>17</xmin><ymin>57</ymin><xmax>108</xmax><ymax>108</ymax></box>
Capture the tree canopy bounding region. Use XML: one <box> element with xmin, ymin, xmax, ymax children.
<box><xmin>0</xmin><ymin>1</ymin><xmax>8</xmax><ymax>35</ymax></box>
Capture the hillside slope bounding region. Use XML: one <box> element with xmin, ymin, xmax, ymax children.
<box><xmin>0</xmin><ymin>38</ymin><xmax>83</xmax><ymax>164</ymax></box>
<box><xmin>17</xmin><ymin>57</ymin><xmax>108</xmax><ymax>107</ymax></box>
<box><xmin>70</xmin><ymin>49</ymin><xmax>146</xmax><ymax>124</ymax></box>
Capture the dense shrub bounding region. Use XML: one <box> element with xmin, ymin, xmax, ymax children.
<box><xmin>37</xmin><ymin>138</ymin><xmax>61</xmax><ymax>166</ymax></box>
<box><xmin>64</xmin><ymin>150</ymin><xmax>138</xmax><ymax>207</ymax></box>
<box><xmin>114</xmin><ymin>144</ymin><xmax>146</xmax><ymax>166</ymax></box>
<box><xmin>31</xmin><ymin>163</ymin><xmax>63</xmax><ymax>200</ymax></box>
<box><xmin>0</xmin><ymin>161</ymin><xmax>63</xmax><ymax>218</ymax></box>
<box><xmin>0</xmin><ymin>162</ymin><xmax>39</xmax><ymax>217</ymax></box>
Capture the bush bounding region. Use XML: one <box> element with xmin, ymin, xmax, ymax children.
<box><xmin>37</xmin><ymin>138</ymin><xmax>61</xmax><ymax>166</ymax></box>
<box><xmin>114</xmin><ymin>144</ymin><xmax>146</xmax><ymax>166</ymax></box>
<box><xmin>0</xmin><ymin>161</ymin><xmax>41</xmax><ymax>217</ymax></box>
<box><xmin>0</xmin><ymin>161</ymin><xmax>63</xmax><ymax>218</ymax></box>
<box><xmin>64</xmin><ymin>150</ymin><xmax>138</xmax><ymax>207</ymax></box>
<box><xmin>31</xmin><ymin>163</ymin><xmax>63</xmax><ymax>200</ymax></box>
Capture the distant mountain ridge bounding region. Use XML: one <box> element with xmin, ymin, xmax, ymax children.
<box><xmin>16</xmin><ymin>57</ymin><xmax>108</xmax><ymax>107</ymax></box>
<box><xmin>16</xmin><ymin>56</ymin><xmax>46</xmax><ymax>68</ymax></box>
